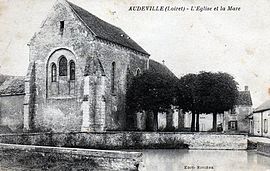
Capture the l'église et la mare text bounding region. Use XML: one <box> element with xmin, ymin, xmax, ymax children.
<box><xmin>191</xmin><ymin>6</ymin><xmax>240</xmax><ymax>12</ymax></box>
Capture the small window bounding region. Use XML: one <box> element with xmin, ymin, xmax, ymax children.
<box><xmin>111</xmin><ymin>62</ymin><xmax>116</xmax><ymax>93</ymax></box>
<box><xmin>59</xmin><ymin>56</ymin><xmax>67</xmax><ymax>76</ymax></box>
<box><xmin>70</xmin><ymin>60</ymin><xmax>75</xmax><ymax>80</ymax></box>
<box><xmin>250</xmin><ymin>120</ymin><xmax>253</xmax><ymax>133</ymax></box>
<box><xmin>136</xmin><ymin>68</ymin><xmax>141</xmax><ymax>76</ymax></box>
<box><xmin>60</xmin><ymin>21</ymin><xmax>64</xmax><ymax>34</ymax></box>
<box><xmin>229</xmin><ymin>121</ymin><xmax>237</xmax><ymax>130</ymax></box>
<box><xmin>257</xmin><ymin>121</ymin><xmax>260</xmax><ymax>133</ymax></box>
<box><xmin>51</xmin><ymin>63</ymin><xmax>57</xmax><ymax>82</ymax></box>
<box><xmin>231</xmin><ymin>122</ymin><xmax>236</xmax><ymax>130</ymax></box>
<box><xmin>231</xmin><ymin>108</ymin><xmax>236</xmax><ymax>115</ymax></box>
<box><xmin>264</xmin><ymin>119</ymin><xmax>268</xmax><ymax>133</ymax></box>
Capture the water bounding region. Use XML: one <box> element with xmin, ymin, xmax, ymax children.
<box><xmin>1</xmin><ymin>149</ymin><xmax>270</xmax><ymax>170</ymax></box>
<box><xmin>139</xmin><ymin>149</ymin><xmax>270</xmax><ymax>171</ymax></box>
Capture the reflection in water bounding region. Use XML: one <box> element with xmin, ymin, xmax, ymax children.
<box><xmin>139</xmin><ymin>150</ymin><xmax>270</xmax><ymax>171</ymax></box>
<box><xmin>1</xmin><ymin>149</ymin><xmax>270</xmax><ymax>170</ymax></box>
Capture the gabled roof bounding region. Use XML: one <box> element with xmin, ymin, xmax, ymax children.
<box><xmin>67</xmin><ymin>1</ymin><xmax>149</xmax><ymax>56</ymax></box>
<box><xmin>254</xmin><ymin>99</ymin><xmax>270</xmax><ymax>113</ymax></box>
<box><xmin>149</xmin><ymin>59</ymin><xmax>178</xmax><ymax>80</ymax></box>
<box><xmin>236</xmin><ymin>91</ymin><xmax>252</xmax><ymax>106</ymax></box>
<box><xmin>0</xmin><ymin>75</ymin><xmax>25</xmax><ymax>96</ymax></box>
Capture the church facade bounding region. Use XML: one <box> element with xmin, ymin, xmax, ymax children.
<box><xmin>23</xmin><ymin>0</ymin><xmax>150</xmax><ymax>132</ymax></box>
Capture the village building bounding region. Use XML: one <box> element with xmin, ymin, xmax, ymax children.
<box><xmin>250</xmin><ymin>100</ymin><xmax>270</xmax><ymax>137</ymax></box>
<box><xmin>0</xmin><ymin>0</ymin><xmax>154</xmax><ymax>133</ymax></box>
<box><xmin>0</xmin><ymin>75</ymin><xmax>25</xmax><ymax>133</ymax></box>
<box><xmin>184</xmin><ymin>86</ymin><xmax>252</xmax><ymax>132</ymax></box>
<box><xmin>223</xmin><ymin>86</ymin><xmax>253</xmax><ymax>133</ymax></box>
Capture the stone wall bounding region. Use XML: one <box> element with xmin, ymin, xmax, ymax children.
<box><xmin>28</xmin><ymin>0</ymin><xmax>95</xmax><ymax>133</ymax></box>
<box><xmin>236</xmin><ymin>106</ymin><xmax>252</xmax><ymax>133</ymax></box>
<box><xmin>0</xmin><ymin>132</ymin><xmax>247</xmax><ymax>150</ymax></box>
<box><xmin>257</xmin><ymin>142</ymin><xmax>270</xmax><ymax>157</ymax></box>
<box><xmin>94</xmin><ymin>41</ymin><xmax>148</xmax><ymax>131</ymax></box>
<box><xmin>27</xmin><ymin>1</ymin><xmax>149</xmax><ymax>132</ymax></box>
<box><xmin>24</xmin><ymin>62</ymin><xmax>36</xmax><ymax>131</ymax></box>
<box><xmin>223</xmin><ymin>105</ymin><xmax>252</xmax><ymax>133</ymax></box>
<box><xmin>0</xmin><ymin>143</ymin><xmax>142</xmax><ymax>170</ymax></box>
<box><xmin>0</xmin><ymin>94</ymin><xmax>24</xmax><ymax>132</ymax></box>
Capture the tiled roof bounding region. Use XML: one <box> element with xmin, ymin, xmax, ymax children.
<box><xmin>236</xmin><ymin>91</ymin><xmax>252</xmax><ymax>106</ymax></box>
<box><xmin>0</xmin><ymin>74</ymin><xmax>8</xmax><ymax>86</ymax></box>
<box><xmin>149</xmin><ymin>59</ymin><xmax>178</xmax><ymax>80</ymax></box>
<box><xmin>67</xmin><ymin>1</ymin><xmax>149</xmax><ymax>55</ymax></box>
<box><xmin>0</xmin><ymin>75</ymin><xmax>25</xmax><ymax>96</ymax></box>
<box><xmin>254</xmin><ymin>99</ymin><xmax>270</xmax><ymax>113</ymax></box>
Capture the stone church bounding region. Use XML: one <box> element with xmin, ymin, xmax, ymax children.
<box><xmin>0</xmin><ymin>0</ymin><xmax>179</xmax><ymax>133</ymax></box>
<box><xmin>13</xmin><ymin>0</ymin><xmax>150</xmax><ymax>133</ymax></box>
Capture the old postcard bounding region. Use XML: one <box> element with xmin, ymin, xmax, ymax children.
<box><xmin>0</xmin><ymin>0</ymin><xmax>270</xmax><ymax>170</ymax></box>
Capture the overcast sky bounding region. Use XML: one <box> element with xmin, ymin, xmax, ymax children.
<box><xmin>0</xmin><ymin>0</ymin><xmax>270</xmax><ymax>107</ymax></box>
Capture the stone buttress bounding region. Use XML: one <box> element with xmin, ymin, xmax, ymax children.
<box><xmin>81</xmin><ymin>56</ymin><xmax>106</xmax><ymax>132</ymax></box>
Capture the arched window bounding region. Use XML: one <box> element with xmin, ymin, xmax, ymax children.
<box><xmin>111</xmin><ymin>62</ymin><xmax>116</xmax><ymax>93</ymax></box>
<box><xmin>70</xmin><ymin>60</ymin><xmax>75</xmax><ymax>80</ymax></box>
<box><xmin>51</xmin><ymin>63</ymin><xmax>57</xmax><ymax>82</ymax></box>
<box><xmin>136</xmin><ymin>68</ymin><xmax>141</xmax><ymax>76</ymax></box>
<box><xmin>59</xmin><ymin>56</ymin><xmax>67</xmax><ymax>76</ymax></box>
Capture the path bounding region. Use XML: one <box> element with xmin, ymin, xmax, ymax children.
<box><xmin>248</xmin><ymin>136</ymin><xmax>270</xmax><ymax>144</ymax></box>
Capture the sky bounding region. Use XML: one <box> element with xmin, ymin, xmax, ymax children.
<box><xmin>0</xmin><ymin>0</ymin><xmax>270</xmax><ymax>107</ymax></box>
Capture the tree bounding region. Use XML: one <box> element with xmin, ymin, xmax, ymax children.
<box><xmin>195</xmin><ymin>71</ymin><xmax>239</xmax><ymax>131</ymax></box>
<box><xmin>126</xmin><ymin>70</ymin><xmax>177</xmax><ymax>131</ymax></box>
<box><xmin>176</xmin><ymin>71</ymin><xmax>239</xmax><ymax>132</ymax></box>
<box><xmin>176</xmin><ymin>74</ymin><xmax>198</xmax><ymax>132</ymax></box>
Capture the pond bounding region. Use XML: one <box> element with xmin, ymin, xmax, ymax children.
<box><xmin>139</xmin><ymin>149</ymin><xmax>270</xmax><ymax>171</ymax></box>
<box><xmin>1</xmin><ymin>148</ymin><xmax>270</xmax><ymax>170</ymax></box>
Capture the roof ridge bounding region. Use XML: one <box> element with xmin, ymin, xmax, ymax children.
<box><xmin>65</xmin><ymin>1</ymin><xmax>97</xmax><ymax>37</ymax></box>
<box><xmin>0</xmin><ymin>76</ymin><xmax>25</xmax><ymax>96</ymax></box>
<box><xmin>254</xmin><ymin>99</ymin><xmax>270</xmax><ymax>113</ymax></box>
<box><xmin>67</xmin><ymin>1</ymin><xmax>123</xmax><ymax>33</ymax></box>
<box><xmin>236</xmin><ymin>90</ymin><xmax>252</xmax><ymax>106</ymax></box>
<box><xmin>149</xmin><ymin>59</ymin><xmax>178</xmax><ymax>80</ymax></box>
<box><xmin>65</xmin><ymin>1</ymin><xmax>149</xmax><ymax>55</ymax></box>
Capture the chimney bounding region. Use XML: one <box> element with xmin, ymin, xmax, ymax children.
<box><xmin>162</xmin><ymin>60</ymin><xmax>165</xmax><ymax>65</ymax></box>
<box><xmin>244</xmin><ymin>86</ymin><xmax>248</xmax><ymax>91</ymax></box>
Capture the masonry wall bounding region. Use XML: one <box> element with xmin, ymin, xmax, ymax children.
<box><xmin>257</xmin><ymin>142</ymin><xmax>270</xmax><ymax>157</ymax></box>
<box><xmin>0</xmin><ymin>132</ymin><xmax>247</xmax><ymax>150</ymax></box>
<box><xmin>28</xmin><ymin>2</ymin><xmax>93</xmax><ymax>132</ymax></box>
<box><xmin>28</xmin><ymin>1</ymin><xmax>148</xmax><ymax>132</ymax></box>
<box><xmin>0</xmin><ymin>95</ymin><xmax>24</xmax><ymax>132</ymax></box>
<box><xmin>236</xmin><ymin>105</ymin><xmax>252</xmax><ymax>133</ymax></box>
<box><xmin>93</xmin><ymin>41</ymin><xmax>148</xmax><ymax>131</ymax></box>
<box><xmin>0</xmin><ymin>143</ymin><xmax>142</xmax><ymax>170</ymax></box>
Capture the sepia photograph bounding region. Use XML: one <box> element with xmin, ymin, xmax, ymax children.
<box><xmin>0</xmin><ymin>0</ymin><xmax>270</xmax><ymax>170</ymax></box>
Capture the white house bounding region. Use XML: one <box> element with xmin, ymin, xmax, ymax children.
<box><xmin>251</xmin><ymin>100</ymin><xmax>270</xmax><ymax>137</ymax></box>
